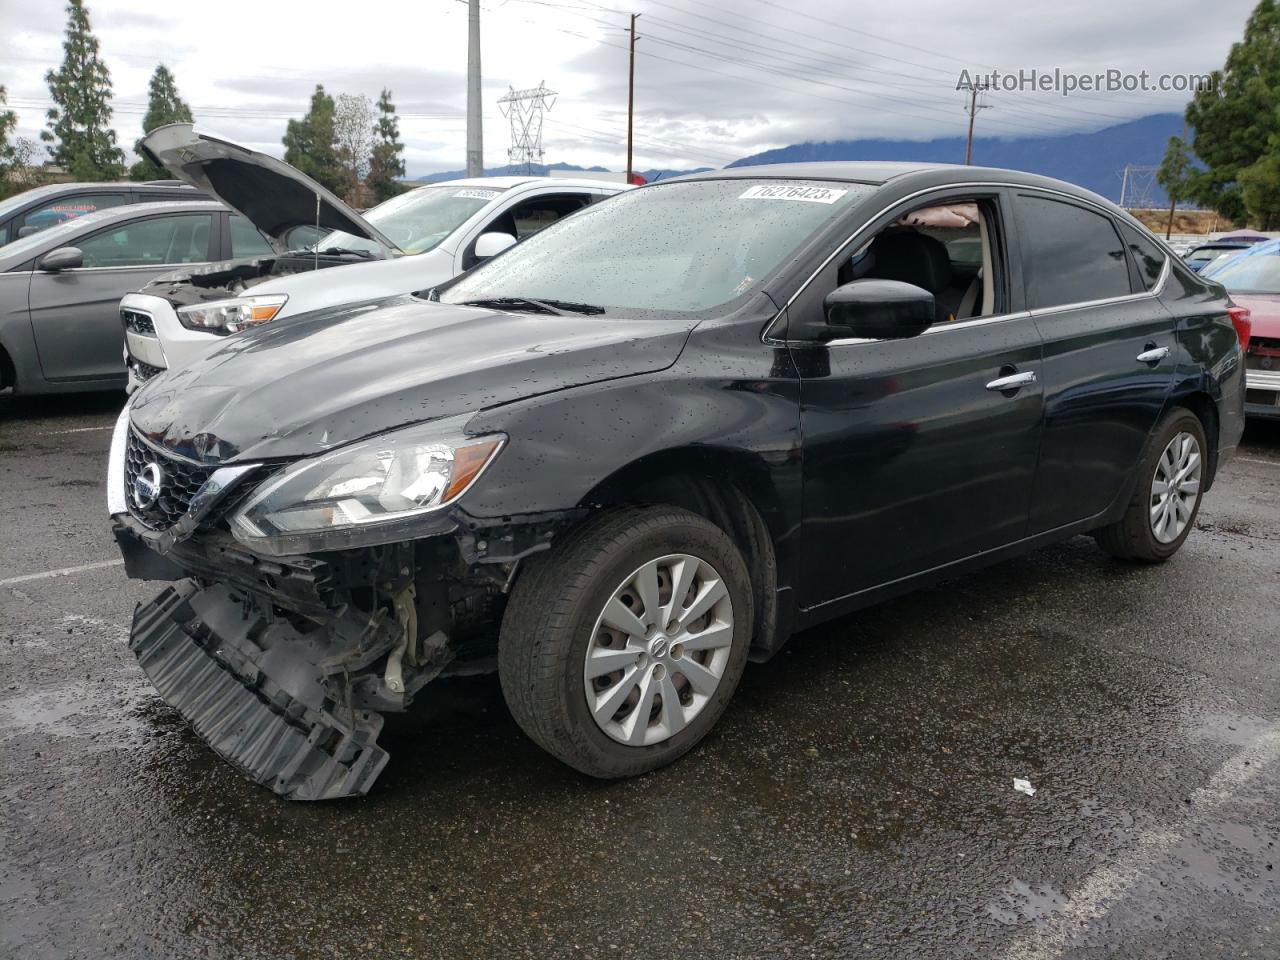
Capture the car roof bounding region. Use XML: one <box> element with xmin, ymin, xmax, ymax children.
<box><xmin>9</xmin><ymin>181</ymin><xmax>198</xmax><ymax>198</ymax></box>
<box><xmin>77</xmin><ymin>199</ymin><xmax>224</xmax><ymax>219</ymax></box>
<box><xmin>665</xmin><ymin>161</ymin><xmax>1128</xmax><ymax>207</ymax></box>
<box><xmin>673</xmin><ymin>161</ymin><xmax>965</xmax><ymax>185</ymax></box>
<box><xmin>416</xmin><ymin>175</ymin><xmax>628</xmax><ymax>190</ymax></box>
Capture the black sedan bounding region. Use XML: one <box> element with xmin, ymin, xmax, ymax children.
<box><xmin>109</xmin><ymin>162</ymin><xmax>1248</xmax><ymax>798</ymax></box>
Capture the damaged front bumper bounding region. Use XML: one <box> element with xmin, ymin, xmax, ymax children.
<box><xmin>131</xmin><ymin>580</ymin><xmax>393</xmax><ymax>800</ymax></box>
<box><xmin>109</xmin><ymin>408</ymin><xmax>582</xmax><ymax>798</ymax></box>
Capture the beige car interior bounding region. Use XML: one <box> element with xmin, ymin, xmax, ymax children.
<box><xmin>839</xmin><ymin>200</ymin><xmax>997</xmax><ymax>325</ymax></box>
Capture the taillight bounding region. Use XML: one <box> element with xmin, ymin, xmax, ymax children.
<box><xmin>1228</xmin><ymin>305</ymin><xmax>1252</xmax><ymax>352</ymax></box>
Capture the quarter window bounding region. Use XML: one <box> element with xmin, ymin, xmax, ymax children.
<box><xmin>229</xmin><ymin>215</ymin><xmax>274</xmax><ymax>258</ymax></box>
<box><xmin>1118</xmin><ymin>222</ymin><xmax>1167</xmax><ymax>291</ymax></box>
<box><xmin>76</xmin><ymin>214</ymin><xmax>213</xmax><ymax>268</ymax></box>
<box><xmin>1016</xmin><ymin>195</ymin><xmax>1130</xmax><ymax>310</ymax></box>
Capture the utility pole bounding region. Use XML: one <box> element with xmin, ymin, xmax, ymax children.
<box><xmin>1120</xmin><ymin>165</ymin><xmax>1130</xmax><ymax>208</ymax></box>
<box><xmin>626</xmin><ymin>13</ymin><xmax>639</xmax><ymax>182</ymax></box>
<box><xmin>963</xmin><ymin>80</ymin><xmax>991</xmax><ymax>165</ymax></box>
<box><xmin>466</xmin><ymin>0</ymin><xmax>483</xmax><ymax>177</ymax></box>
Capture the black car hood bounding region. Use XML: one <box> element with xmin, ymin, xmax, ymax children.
<box><xmin>129</xmin><ymin>297</ymin><xmax>693</xmax><ymax>463</ymax></box>
<box><xmin>140</xmin><ymin>123</ymin><xmax>399</xmax><ymax>254</ymax></box>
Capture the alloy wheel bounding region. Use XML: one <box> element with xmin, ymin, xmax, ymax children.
<box><xmin>583</xmin><ymin>553</ymin><xmax>734</xmax><ymax>746</ymax></box>
<box><xmin>1150</xmin><ymin>431</ymin><xmax>1202</xmax><ymax>544</ymax></box>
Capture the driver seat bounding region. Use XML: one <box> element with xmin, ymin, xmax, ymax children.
<box><xmin>866</xmin><ymin>229</ymin><xmax>957</xmax><ymax>324</ymax></box>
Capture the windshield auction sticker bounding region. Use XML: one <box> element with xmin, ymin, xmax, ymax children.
<box><xmin>454</xmin><ymin>188</ymin><xmax>501</xmax><ymax>200</ymax></box>
<box><xmin>739</xmin><ymin>184</ymin><xmax>848</xmax><ymax>203</ymax></box>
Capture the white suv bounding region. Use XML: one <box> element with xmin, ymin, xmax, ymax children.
<box><xmin>122</xmin><ymin>124</ymin><xmax>629</xmax><ymax>391</ymax></box>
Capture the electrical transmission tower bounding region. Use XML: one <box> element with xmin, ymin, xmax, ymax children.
<box><xmin>1118</xmin><ymin>164</ymin><xmax>1159</xmax><ymax>209</ymax></box>
<box><xmin>498</xmin><ymin>83</ymin><xmax>557</xmax><ymax>175</ymax></box>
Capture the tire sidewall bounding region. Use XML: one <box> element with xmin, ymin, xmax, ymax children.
<box><xmin>550</xmin><ymin>516</ymin><xmax>752</xmax><ymax>777</ymax></box>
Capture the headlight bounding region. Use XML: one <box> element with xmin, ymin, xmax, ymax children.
<box><xmin>229</xmin><ymin>418</ymin><xmax>504</xmax><ymax>555</ymax></box>
<box><xmin>177</xmin><ymin>294</ymin><xmax>288</xmax><ymax>334</ymax></box>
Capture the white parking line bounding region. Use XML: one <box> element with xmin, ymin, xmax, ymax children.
<box><xmin>1001</xmin><ymin>725</ymin><xmax>1280</xmax><ymax>960</ymax></box>
<box><xmin>1235</xmin><ymin>456</ymin><xmax>1279</xmax><ymax>467</ymax></box>
<box><xmin>34</xmin><ymin>425</ymin><xmax>116</xmax><ymax>436</ymax></box>
<box><xmin>0</xmin><ymin>558</ymin><xmax>124</xmax><ymax>587</ymax></box>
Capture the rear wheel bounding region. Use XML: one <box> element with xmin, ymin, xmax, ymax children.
<box><xmin>498</xmin><ymin>506</ymin><xmax>752</xmax><ymax>778</ymax></box>
<box><xmin>1094</xmin><ymin>408</ymin><xmax>1207</xmax><ymax>562</ymax></box>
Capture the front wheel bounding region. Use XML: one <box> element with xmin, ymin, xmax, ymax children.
<box><xmin>498</xmin><ymin>506</ymin><xmax>753</xmax><ymax>778</ymax></box>
<box><xmin>1094</xmin><ymin>408</ymin><xmax>1207</xmax><ymax>562</ymax></box>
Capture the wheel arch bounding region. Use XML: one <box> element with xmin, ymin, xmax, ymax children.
<box><xmin>578</xmin><ymin>446</ymin><xmax>789</xmax><ymax>660</ymax></box>
<box><xmin>1168</xmin><ymin>389</ymin><xmax>1220</xmax><ymax>489</ymax></box>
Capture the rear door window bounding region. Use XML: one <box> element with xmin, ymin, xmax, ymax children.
<box><xmin>16</xmin><ymin>192</ymin><xmax>130</xmax><ymax>237</ymax></box>
<box><xmin>77</xmin><ymin>214</ymin><xmax>214</xmax><ymax>268</ymax></box>
<box><xmin>1016</xmin><ymin>194</ymin><xmax>1131</xmax><ymax>309</ymax></box>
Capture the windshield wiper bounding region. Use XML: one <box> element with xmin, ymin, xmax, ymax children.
<box><xmin>314</xmin><ymin>247</ymin><xmax>378</xmax><ymax>258</ymax></box>
<box><xmin>458</xmin><ymin>296</ymin><xmax>605</xmax><ymax>316</ymax></box>
<box><xmin>458</xmin><ymin>296</ymin><xmax>567</xmax><ymax>316</ymax></box>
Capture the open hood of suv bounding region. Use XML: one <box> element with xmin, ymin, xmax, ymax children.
<box><xmin>140</xmin><ymin>123</ymin><xmax>401</xmax><ymax>255</ymax></box>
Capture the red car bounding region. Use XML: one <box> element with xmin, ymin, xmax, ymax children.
<box><xmin>1207</xmin><ymin>245</ymin><xmax>1280</xmax><ymax>419</ymax></box>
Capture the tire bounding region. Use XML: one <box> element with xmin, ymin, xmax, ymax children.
<box><xmin>498</xmin><ymin>506</ymin><xmax>753</xmax><ymax>778</ymax></box>
<box><xmin>1094</xmin><ymin>407</ymin><xmax>1208</xmax><ymax>563</ymax></box>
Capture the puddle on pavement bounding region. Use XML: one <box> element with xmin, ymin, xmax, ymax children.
<box><xmin>0</xmin><ymin>673</ymin><xmax>150</xmax><ymax>753</ymax></box>
<box><xmin>987</xmin><ymin>878</ymin><xmax>1070</xmax><ymax>925</ymax></box>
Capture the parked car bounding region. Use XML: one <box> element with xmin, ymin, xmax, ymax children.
<box><xmin>1184</xmin><ymin>240</ymin><xmax>1252</xmax><ymax>272</ymax></box>
<box><xmin>110</xmin><ymin>162</ymin><xmax>1247</xmax><ymax>799</ymax></box>
<box><xmin>0</xmin><ymin>180</ymin><xmax>204</xmax><ymax>247</ymax></box>
<box><xmin>1202</xmin><ymin>239</ymin><xmax>1280</xmax><ymax>418</ymax></box>
<box><xmin>120</xmin><ymin>123</ymin><xmax>628</xmax><ymax>390</ymax></box>
<box><xmin>0</xmin><ymin>200</ymin><xmax>232</xmax><ymax>394</ymax></box>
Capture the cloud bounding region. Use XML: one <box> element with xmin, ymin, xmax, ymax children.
<box><xmin>0</xmin><ymin>0</ymin><xmax>1259</xmax><ymax>174</ymax></box>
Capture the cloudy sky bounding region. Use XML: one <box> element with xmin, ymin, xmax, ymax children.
<box><xmin>0</xmin><ymin>0</ymin><xmax>1259</xmax><ymax>177</ymax></box>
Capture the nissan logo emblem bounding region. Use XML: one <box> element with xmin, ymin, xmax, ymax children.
<box><xmin>133</xmin><ymin>462</ymin><xmax>164</xmax><ymax>510</ymax></box>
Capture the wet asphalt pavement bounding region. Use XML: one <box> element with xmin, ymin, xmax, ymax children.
<box><xmin>2</xmin><ymin>393</ymin><xmax>1279</xmax><ymax>960</ymax></box>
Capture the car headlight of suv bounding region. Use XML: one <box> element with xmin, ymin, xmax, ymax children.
<box><xmin>229</xmin><ymin>418</ymin><xmax>505</xmax><ymax>555</ymax></box>
<box><xmin>177</xmin><ymin>294</ymin><xmax>288</xmax><ymax>334</ymax></box>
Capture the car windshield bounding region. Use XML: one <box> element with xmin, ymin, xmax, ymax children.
<box><xmin>312</xmin><ymin>184</ymin><xmax>508</xmax><ymax>256</ymax></box>
<box><xmin>1208</xmin><ymin>248</ymin><xmax>1280</xmax><ymax>293</ymax></box>
<box><xmin>440</xmin><ymin>178</ymin><xmax>869</xmax><ymax>313</ymax></box>
<box><xmin>1189</xmin><ymin>246</ymin><xmax>1235</xmax><ymax>262</ymax></box>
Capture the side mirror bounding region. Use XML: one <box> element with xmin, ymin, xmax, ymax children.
<box><xmin>39</xmin><ymin>247</ymin><xmax>84</xmax><ymax>272</ymax></box>
<box><xmin>474</xmin><ymin>231</ymin><xmax>516</xmax><ymax>260</ymax></box>
<box><xmin>17</xmin><ymin>225</ymin><xmax>41</xmax><ymax>239</ymax></box>
<box><xmin>821</xmin><ymin>278</ymin><xmax>934</xmax><ymax>341</ymax></box>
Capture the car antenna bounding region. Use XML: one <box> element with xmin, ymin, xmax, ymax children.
<box><xmin>313</xmin><ymin>192</ymin><xmax>320</xmax><ymax>271</ymax></box>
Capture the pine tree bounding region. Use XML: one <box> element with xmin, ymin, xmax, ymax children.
<box><xmin>0</xmin><ymin>86</ymin><xmax>17</xmax><ymax>193</ymax></box>
<box><xmin>367</xmin><ymin>88</ymin><xmax>407</xmax><ymax>203</ymax></box>
<box><xmin>129</xmin><ymin>65</ymin><xmax>193</xmax><ymax>181</ymax></box>
<box><xmin>1164</xmin><ymin>0</ymin><xmax>1280</xmax><ymax>223</ymax></box>
<box><xmin>282</xmin><ymin>85</ymin><xmax>343</xmax><ymax>195</ymax></box>
<box><xmin>41</xmin><ymin>0</ymin><xmax>125</xmax><ymax>181</ymax></box>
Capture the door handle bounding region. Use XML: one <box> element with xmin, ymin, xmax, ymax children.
<box><xmin>1136</xmin><ymin>345</ymin><xmax>1170</xmax><ymax>364</ymax></box>
<box><xmin>986</xmin><ymin>370</ymin><xmax>1037</xmax><ymax>392</ymax></box>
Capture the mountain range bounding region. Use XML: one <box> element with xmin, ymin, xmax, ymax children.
<box><xmin>416</xmin><ymin>113</ymin><xmax>1183</xmax><ymax>205</ymax></box>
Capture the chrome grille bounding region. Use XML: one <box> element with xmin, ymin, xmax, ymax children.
<box><xmin>124</xmin><ymin>430</ymin><xmax>214</xmax><ymax>531</ymax></box>
<box><xmin>122</xmin><ymin>308</ymin><xmax>156</xmax><ymax>336</ymax></box>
